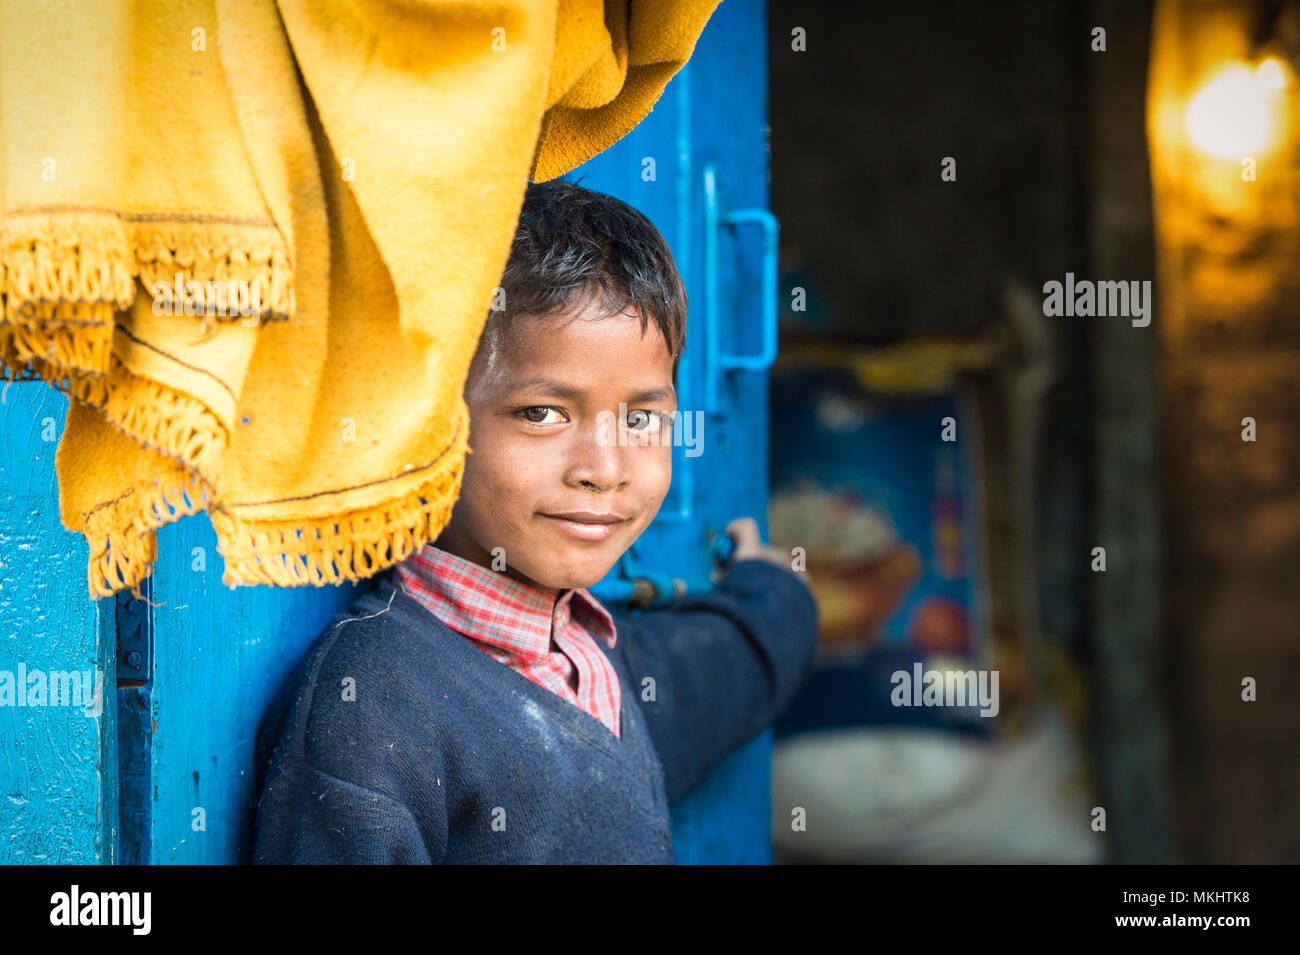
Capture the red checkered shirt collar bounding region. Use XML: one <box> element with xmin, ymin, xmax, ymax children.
<box><xmin>389</xmin><ymin>542</ymin><xmax>617</xmax><ymax>658</ymax></box>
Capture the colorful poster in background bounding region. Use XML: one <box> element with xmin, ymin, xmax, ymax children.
<box><xmin>768</xmin><ymin>362</ymin><xmax>992</xmax><ymax>738</ymax></box>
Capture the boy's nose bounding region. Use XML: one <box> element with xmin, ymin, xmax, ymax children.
<box><xmin>567</xmin><ymin>427</ymin><xmax>631</xmax><ymax>492</ymax></box>
<box><xmin>580</xmin><ymin>478</ymin><xmax>626</xmax><ymax>492</ymax></box>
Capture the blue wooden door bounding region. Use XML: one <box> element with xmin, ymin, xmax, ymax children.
<box><xmin>0</xmin><ymin>0</ymin><xmax>774</xmax><ymax>865</ymax></box>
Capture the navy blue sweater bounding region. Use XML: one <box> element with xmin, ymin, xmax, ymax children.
<box><xmin>251</xmin><ymin>558</ymin><xmax>819</xmax><ymax>864</ymax></box>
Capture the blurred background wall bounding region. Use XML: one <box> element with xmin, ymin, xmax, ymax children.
<box><xmin>766</xmin><ymin>0</ymin><xmax>1299</xmax><ymax>863</ymax></box>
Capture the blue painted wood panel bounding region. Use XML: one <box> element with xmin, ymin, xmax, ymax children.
<box><xmin>122</xmin><ymin>515</ymin><xmax>360</xmax><ymax>864</ymax></box>
<box><xmin>0</xmin><ymin>384</ymin><xmax>118</xmax><ymax>863</ymax></box>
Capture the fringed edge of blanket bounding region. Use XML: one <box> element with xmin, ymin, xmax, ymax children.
<box><xmin>0</xmin><ymin>210</ymin><xmax>296</xmax><ymax>599</ymax></box>
<box><xmin>0</xmin><ymin>210</ymin><xmax>295</xmax><ymax>377</ymax></box>
<box><xmin>1</xmin><ymin>334</ymin><xmax>232</xmax><ymax>601</ymax></box>
<box><xmin>208</xmin><ymin>423</ymin><xmax>470</xmax><ymax>590</ymax></box>
<box><xmin>0</xmin><ymin>335</ymin><xmax>231</xmax><ymax>483</ymax></box>
<box><xmin>0</xmin><ymin>319</ymin><xmax>115</xmax><ymax>377</ymax></box>
<box><xmin>82</xmin><ymin>467</ymin><xmax>214</xmax><ymax>602</ymax></box>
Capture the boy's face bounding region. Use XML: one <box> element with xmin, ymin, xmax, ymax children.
<box><xmin>435</xmin><ymin>294</ymin><xmax>677</xmax><ymax>597</ymax></box>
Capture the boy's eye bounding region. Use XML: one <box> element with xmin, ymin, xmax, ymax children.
<box><xmin>626</xmin><ymin>410</ymin><xmax>671</xmax><ymax>433</ymax></box>
<box><xmin>516</xmin><ymin>405</ymin><xmax>568</xmax><ymax>425</ymax></box>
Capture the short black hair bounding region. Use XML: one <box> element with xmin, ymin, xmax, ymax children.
<box><xmin>471</xmin><ymin>178</ymin><xmax>687</xmax><ymax>395</ymax></box>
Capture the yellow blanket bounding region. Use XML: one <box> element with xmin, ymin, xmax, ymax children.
<box><xmin>0</xmin><ymin>0</ymin><xmax>717</xmax><ymax>599</ymax></box>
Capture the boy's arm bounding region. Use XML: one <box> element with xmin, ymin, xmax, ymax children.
<box><xmin>253</xmin><ymin>760</ymin><xmax>439</xmax><ymax>865</ymax></box>
<box><xmin>618</xmin><ymin>555</ymin><xmax>820</xmax><ymax>805</ymax></box>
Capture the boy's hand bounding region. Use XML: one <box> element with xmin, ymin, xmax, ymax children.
<box><xmin>723</xmin><ymin>517</ymin><xmax>814</xmax><ymax>592</ymax></box>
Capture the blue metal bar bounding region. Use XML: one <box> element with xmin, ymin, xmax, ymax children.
<box><xmin>587</xmin><ymin>527</ymin><xmax>738</xmax><ymax>607</ymax></box>
<box><xmin>702</xmin><ymin>163</ymin><xmax>782</xmax><ymax>412</ymax></box>
<box><xmin>703</xmin><ymin>163</ymin><xmax>722</xmax><ymax>414</ymax></box>
<box><xmin>720</xmin><ymin>207</ymin><xmax>779</xmax><ymax>372</ymax></box>
<box><xmin>588</xmin><ymin>573</ymin><xmax>719</xmax><ymax>608</ymax></box>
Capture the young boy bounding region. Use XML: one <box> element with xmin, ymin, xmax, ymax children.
<box><xmin>251</xmin><ymin>179</ymin><xmax>819</xmax><ymax>864</ymax></box>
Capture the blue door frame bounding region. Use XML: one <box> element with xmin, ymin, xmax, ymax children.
<box><xmin>0</xmin><ymin>0</ymin><xmax>776</xmax><ymax>865</ymax></box>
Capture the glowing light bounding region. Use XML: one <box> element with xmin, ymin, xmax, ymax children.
<box><xmin>1256</xmin><ymin>56</ymin><xmax>1290</xmax><ymax>91</ymax></box>
<box><xmin>1184</xmin><ymin>61</ymin><xmax>1286</xmax><ymax>158</ymax></box>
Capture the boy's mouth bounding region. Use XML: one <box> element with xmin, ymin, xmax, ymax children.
<box><xmin>538</xmin><ymin>510</ymin><xmax>630</xmax><ymax>543</ymax></box>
